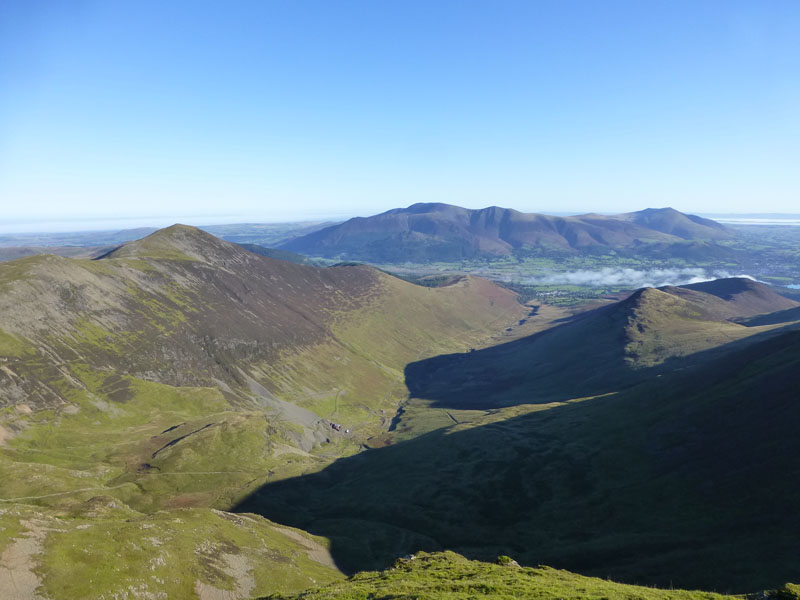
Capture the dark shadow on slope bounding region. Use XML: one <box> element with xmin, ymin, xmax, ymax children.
<box><xmin>404</xmin><ymin>300</ymin><xmax>630</xmax><ymax>409</ymax></box>
<box><xmin>404</xmin><ymin>297</ymin><xmax>798</xmax><ymax>409</ymax></box>
<box><xmin>235</xmin><ymin>331</ymin><xmax>800</xmax><ymax>593</ymax></box>
<box><xmin>740</xmin><ymin>306</ymin><xmax>800</xmax><ymax>327</ymax></box>
<box><xmin>92</xmin><ymin>245</ymin><xmax>122</xmax><ymax>260</ymax></box>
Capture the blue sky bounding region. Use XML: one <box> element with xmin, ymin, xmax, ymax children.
<box><xmin>1</xmin><ymin>0</ymin><xmax>799</xmax><ymax>231</ymax></box>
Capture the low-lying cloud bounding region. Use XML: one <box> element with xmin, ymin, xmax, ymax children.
<box><xmin>526</xmin><ymin>268</ymin><xmax>756</xmax><ymax>289</ymax></box>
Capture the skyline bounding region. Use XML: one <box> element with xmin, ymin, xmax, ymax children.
<box><xmin>4</xmin><ymin>205</ymin><xmax>800</xmax><ymax>235</ymax></box>
<box><xmin>2</xmin><ymin>0</ymin><xmax>799</xmax><ymax>228</ymax></box>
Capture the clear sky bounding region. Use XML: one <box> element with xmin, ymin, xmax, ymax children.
<box><xmin>1</xmin><ymin>0</ymin><xmax>799</xmax><ymax>232</ymax></box>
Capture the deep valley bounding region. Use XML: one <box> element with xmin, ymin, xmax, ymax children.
<box><xmin>0</xmin><ymin>221</ymin><xmax>799</xmax><ymax>599</ymax></box>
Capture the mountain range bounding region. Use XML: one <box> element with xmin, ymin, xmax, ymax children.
<box><xmin>0</xmin><ymin>224</ymin><xmax>798</xmax><ymax>598</ymax></box>
<box><xmin>279</xmin><ymin>203</ymin><xmax>733</xmax><ymax>261</ymax></box>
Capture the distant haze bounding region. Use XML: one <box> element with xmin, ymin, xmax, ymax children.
<box><xmin>704</xmin><ymin>216</ymin><xmax>800</xmax><ymax>225</ymax></box>
<box><xmin>5</xmin><ymin>210</ymin><xmax>800</xmax><ymax>236</ymax></box>
<box><xmin>5</xmin><ymin>208</ymin><xmax>800</xmax><ymax>236</ymax></box>
<box><xmin>0</xmin><ymin>212</ymin><xmax>355</xmax><ymax>234</ymax></box>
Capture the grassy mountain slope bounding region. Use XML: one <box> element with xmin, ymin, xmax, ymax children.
<box><xmin>265</xmin><ymin>551</ymin><xmax>749</xmax><ymax>600</ymax></box>
<box><xmin>237</xmin><ymin>329</ymin><xmax>800</xmax><ymax>592</ymax></box>
<box><xmin>0</xmin><ymin>226</ymin><xmax>524</xmax><ymax>501</ymax></box>
<box><xmin>0</xmin><ymin>501</ymin><xmax>342</xmax><ymax>599</ymax></box>
<box><xmin>279</xmin><ymin>203</ymin><xmax>732</xmax><ymax>262</ymax></box>
<box><xmin>674</xmin><ymin>277</ymin><xmax>799</xmax><ymax>316</ymax></box>
<box><xmin>0</xmin><ymin>225</ymin><xmax>526</xmax><ymax>598</ymax></box>
<box><xmin>2</xmin><ymin>224</ymin><xmax>794</xmax><ymax>597</ymax></box>
<box><xmin>402</xmin><ymin>278</ymin><xmax>797</xmax><ymax>408</ymax></box>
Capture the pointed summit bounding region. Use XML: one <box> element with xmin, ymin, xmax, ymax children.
<box><xmin>103</xmin><ymin>224</ymin><xmax>250</xmax><ymax>264</ymax></box>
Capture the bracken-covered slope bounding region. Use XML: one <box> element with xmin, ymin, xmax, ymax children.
<box><xmin>278</xmin><ymin>203</ymin><xmax>733</xmax><ymax>261</ymax></box>
<box><xmin>0</xmin><ymin>225</ymin><xmax>526</xmax><ymax>599</ymax></box>
<box><xmin>239</xmin><ymin>328</ymin><xmax>800</xmax><ymax>593</ymax></box>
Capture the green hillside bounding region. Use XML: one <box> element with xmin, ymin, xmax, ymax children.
<box><xmin>0</xmin><ymin>502</ymin><xmax>342</xmax><ymax>599</ymax></box>
<box><xmin>402</xmin><ymin>278</ymin><xmax>797</xmax><ymax>408</ymax></box>
<box><xmin>0</xmin><ymin>226</ymin><xmax>525</xmax><ymax>505</ymax></box>
<box><xmin>264</xmin><ymin>551</ymin><xmax>755</xmax><ymax>600</ymax></box>
<box><xmin>238</xmin><ymin>329</ymin><xmax>800</xmax><ymax>592</ymax></box>
<box><xmin>0</xmin><ymin>225</ymin><xmax>527</xmax><ymax>598</ymax></box>
<box><xmin>2</xmin><ymin>225</ymin><xmax>798</xmax><ymax>598</ymax></box>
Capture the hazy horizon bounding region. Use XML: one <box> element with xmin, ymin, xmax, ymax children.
<box><xmin>4</xmin><ymin>206</ymin><xmax>800</xmax><ymax>236</ymax></box>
